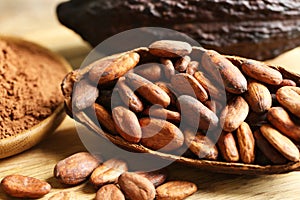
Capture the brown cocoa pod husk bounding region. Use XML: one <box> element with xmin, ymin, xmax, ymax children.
<box><xmin>236</xmin><ymin>122</ymin><xmax>255</xmax><ymax>164</ymax></box>
<box><xmin>136</xmin><ymin>169</ymin><xmax>168</xmax><ymax>187</ymax></box>
<box><xmin>155</xmin><ymin>82</ymin><xmax>178</xmax><ymax>107</ymax></box>
<box><xmin>244</xmin><ymin>79</ymin><xmax>272</xmax><ymax>113</ymax></box>
<box><xmin>201</xmin><ymin>50</ymin><xmax>247</xmax><ymax>94</ymax></box>
<box><xmin>125</xmin><ymin>73</ymin><xmax>170</xmax><ymax>107</ymax></box>
<box><xmin>1</xmin><ymin>175</ymin><xmax>51</xmax><ymax>199</ymax></box>
<box><xmin>193</xmin><ymin>71</ymin><xmax>225</xmax><ymax>99</ymax></box>
<box><xmin>267</xmin><ymin>107</ymin><xmax>300</xmax><ymax>142</ymax></box>
<box><xmin>95</xmin><ymin>184</ymin><xmax>125</xmax><ymax>200</ymax></box>
<box><xmin>184</xmin><ymin>129</ymin><xmax>218</xmax><ymax>160</ymax></box>
<box><xmin>241</xmin><ymin>59</ymin><xmax>283</xmax><ymax>85</ymax></box>
<box><xmin>118</xmin><ymin>172</ymin><xmax>156</xmax><ymax>200</ymax></box>
<box><xmin>174</xmin><ymin>55</ymin><xmax>191</xmax><ymax>72</ymax></box>
<box><xmin>160</xmin><ymin>58</ymin><xmax>175</xmax><ymax>80</ymax></box>
<box><xmin>149</xmin><ymin>40</ymin><xmax>192</xmax><ymax>58</ymax></box>
<box><xmin>171</xmin><ymin>73</ymin><xmax>208</xmax><ymax>102</ymax></box>
<box><xmin>260</xmin><ymin>124</ymin><xmax>300</xmax><ymax>162</ymax></box>
<box><xmin>220</xmin><ymin>96</ymin><xmax>249</xmax><ymax>132</ymax></box>
<box><xmin>156</xmin><ymin>181</ymin><xmax>197</xmax><ymax>200</ymax></box>
<box><xmin>186</xmin><ymin>61</ymin><xmax>199</xmax><ymax>76</ymax></box>
<box><xmin>90</xmin><ymin>159</ymin><xmax>128</xmax><ymax>188</ymax></box>
<box><xmin>94</xmin><ymin>103</ymin><xmax>117</xmax><ymax>134</ymax></box>
<box><xmin>116</xmin><ymin>77</ymin><xmax>144</xmax><ymax>113</ymax></box>
<box><xmin>253</xmin><ymin>130</ymin><xmax>288</xmax><ymax>164</ymax></box>
<box><xmin>112</xmin><ymin>106</ymin><xmax>142</xmax><ymax>143</ymax></box>
<box><xmin>177</xmin><ymin>95</ymin><xmax>219</xmax><ymax>130</ymax></box>
<box><xmin>88</xmin><ymin>52</ymin><xmax>140</xmax><ymax>85</ymax></box>
<box><xmin>276</xmin><ymin>86</ymin><xmax>300</xmax><ymax>118</ymax></box>
<box><xmin>217</xmin><ymin>131</ymin><xmax>239</xmax><ymax>162</ymax></box>
<box><xmin>134</xmin><ymin>63</ymin><xmax>162</xmax><ymax>82</ymax></box>
<box><xmin>139</xmin><ymin>117</ymin><xmax>184</xmax><ymax>152</ymax></box>
<box><xmin>142</xmin><ymin>106</ymin><xmax>181</xmax><ymax>123</ymax></box>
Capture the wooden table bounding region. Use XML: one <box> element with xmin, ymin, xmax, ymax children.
<box><xmin>1</xmin><ymin>1</ymin><xmax>300</xmax><ymax>199</ymax></box>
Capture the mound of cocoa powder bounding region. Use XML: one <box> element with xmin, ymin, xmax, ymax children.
<box><xmin>0</xmin><ymin>38</ymin><xmax>68</xmax><ymax>139</ymax></box>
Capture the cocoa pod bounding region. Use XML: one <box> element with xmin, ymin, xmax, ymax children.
<box><xmin>241</xmin><ymin>59</ymin><xmax>283</xmax><ymax>85</ymax></box>
<box><xmin>118</xmin><ymin>172</ymin><xmax>156</xmax><ymax>200</ymax></box>
<box><xmin>1</xmin><ymin>175</ymin><xmax>51</xmax><ymax>198</ymax></box>
<box><xmin>276</xmin><ymin>86</ymin><xmax>300</xmax><ymax>118</ymax></box>
<box><xmin>54</xmin><ymin>152</ymin><xmax>101</xmax><ymax>185</ymax></box>
<box><xmin>125</xmin><ymin>73</ymin><xmax>170</xmax><ymax>107</ymax></box>
<box><xmin>112</xmin><ymin>106</ymin><xmax>142</xmax><ymax>143</ymax></box>
<box><xmin>236</xmin><ymin>122</ymin><xmax>255</xmax><ymax>164</ymax></box>
<box><xmin>142</xmin><ymin>106</ymin><xmax>181</xmax><ymax>123</ymax></box>
<box><xmin>156</xmin><ymin>181</ymin><xmax>197</xmax><ymax>200</ymax></box>
<box><xmin>94</xmin><ymin>103</ymin><xmax>116</xmax><ymax>134</ymax></box>
<box><xmin>140</xmin><ymin>118</ymin><xmax>184</xmax><ymax>151</ymax></box>
<box><xmin>267</xmin><ymin>107</ymin><xmax>300</xmax><ymax>142</ymax></box>
<box><xmin>174</xmin><ymin>55</ymin><xmax>191</xmax><ymax>72</ymax></box>
<box><xmin>260</xmin><ymin>124</ymin><xmax>300</xmax><ymax>162</ymax></box>
<box><xmin>184</xmin><ymin>129</ymin><xmax>218</xmax><ymax>160</ymax></box>
<box><xmin>136</xmin><ymin>169</ymin><xmax>168</xmax><ymax>187</ymax></box>
<box><xmin>202</xmin><ymin>50</ymin><xmax>247</xmax><ymax>94</ymax></box>
<box><xmin>116</xmin><ymin>77</ymin><xmax>144</xmax><ymax>113</ymax></box>
<box><xmin>244</xmin><ymin>79</ymin><xmax>272</xmax><ymax>113</ymax></box>
<box><xmin>220</xmin><ymin>96</ymin><xmax>249</xmax><ymax>132</ymax></box>
<box><xmin>88</xmin><ymin>52</ymin><xmax>140</xmax><ymax>85</ymax></box>
<box><xmin>134</xmin><ymin>63</ymin><xmax>162</xmax><ymax>82</ymax></box>
<box><xmin>217</xmin><ymin>132</ymin><xmax>239</xmax><ymax>162</ymax></box>
<box><xmin>90</xmin><ymin>159</ymin><xmax>128</xmax><ymax>187</ymax></box>
<box><xmin>253</xmin><ymin>130</ymin><xmax>287</xmax><ymax>164</ymax></box>
<box><xmin>171</xmin><ymin>73</ymin><xmax>208</xmax><ymax>102</ymax></box>
<box><xmin>177</xmin><ymin>95</ymin><xmax>218</xmax><ymax>130</ymax></box>
<box><xmin>149</xmin><ymin>40</ymin><xmax>192</xmax><ymax>58</ymax></box>
<box><xmin>95</xmin><ymin>184</ymin><xmax>125</xmax><ymax>200</ymax></box>
<box><xmin>160</xmin><ymin>58</ymin><xmax>175</xmax><ymax>80</ymax></box>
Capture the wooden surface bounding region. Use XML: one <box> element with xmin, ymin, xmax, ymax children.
<box><xmin>1</xmin><ymin>1</ymin><xmax>300</xmax><ymax>199</ymax></box>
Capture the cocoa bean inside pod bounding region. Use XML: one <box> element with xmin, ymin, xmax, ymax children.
<box><xmin>149</xmin><ymin>40</ymin><xmax>192</xmax><ymax>58</ymax></box>
<box><xmin>276</xmin><ymin>86</ymin><xmax>300</xmax><ymax>118</ymax></box>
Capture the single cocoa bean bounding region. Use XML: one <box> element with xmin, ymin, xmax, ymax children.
<box><xmin>142</xmin><ymin>106</ymin><xmax>181</xmax><ymax>123</ymax></box>
<box><xmin>174</xmin><ymin>55</ymin><xmax>191</xmax><ymax>72</ymax></box>
<box><xmin>156</xmin><ymin>181</ymin><xmax>197</xmax><ymax>200</ymax></box>
<box><xmin>160</xmin><ymin>58</ymin><xmax>175</xmax><ymax>80</ymax></box>
<box><xmin>155</xmin><ymin>82</ymin><xmax>177</xmax><ymax>106</ymax></box>
<box><xmin>134</xmin><ymin>63</ymin><xmax>162</xmax><ymax>82</ymax></box>
<box><xmin>186</xmin><ymin>61</ymin><xmax>199</xmax><ymax>76</ymax></box>
<box><xmin>217</xmin><ymin>132</ymin><xmax>239</xmax><ymax>162</ymax></box>
<box><xmin>149</xmin><ymin>40</ymin><xmax>192</xmax><ymax>58</ymax></box>
<box><xmin>136</xmin><ymin>169</ymin><xmax>168</xmax><ymax>187</ymax></box>
<box><xmin>236</xmin><ymin>122</ymin><xmax>255</xmax><ymax>164</ymax></box>
<box><xmin>276</xmin><ymin>86</ymin><xmax>300</xmax><ymax>118</ymax></box>
<box><xmin>94</xmin><ymin>103</ymin><xmax>116</xmax><ymax>134</ymax></box>
<box><xmin>95</xmin><ymin>184</ymin><xmax>125</xmax><ymax>200</ymax></box>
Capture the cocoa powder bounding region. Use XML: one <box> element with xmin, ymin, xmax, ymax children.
<box><xmin>0</xmin><ymin>38</ymin><xmax>67</xmax><ymax>139</ymax></box>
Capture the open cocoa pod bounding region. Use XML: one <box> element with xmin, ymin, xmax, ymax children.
<box><xmin>61</xmin><ymin>40</ymin><xmax>300</xmax><ymax>175</ymax></box>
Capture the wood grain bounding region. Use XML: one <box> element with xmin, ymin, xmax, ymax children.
<box><xmin>1</xmin><ymin>0</ymin><xmax>300</xmax><ymax>199</ymax></box>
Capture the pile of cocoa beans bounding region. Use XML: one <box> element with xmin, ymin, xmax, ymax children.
<box><xmin>67</xmin><ymin>40</ymin><xmax>300</xmax><ymax>166</ymax></box>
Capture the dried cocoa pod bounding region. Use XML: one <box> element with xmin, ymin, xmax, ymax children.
<box><xmin>160</xmin><ymin>58</ymin><xmax>175</xmax><ymax>80</ymax></box>
<box><xmin>149</xmin><ymin>40</ymin><xmax>192</xmax><ymax>58</ymax></box>
<box><xmin>48</xmin><ymin>191</ymin><xmax>73</xmax><ymax>200</ymax></box>
<box><xmin>202</xmin><ymin>50</ymin><xmax>247</xmax><ymax>94</ymax></box>
<box><xmin>193</xmin><ymin>71</ymin><xmax>224</xmax><ymax>99</ymax></box>
<box><xmin>177</xmin><ymin>95</ymin><xmax>218</xmax><ymax>130</ymax></box>
<box><xmin>134</xmin><ymin>63</ymin><xmax>162</xmax><ymax>82</ymax></box>
<box><xmin>171</xmin><ymin>73</ymin><xmax>208</xmax><ymax>102</ymax></box>
<box><xmin>241</xmin><ymin>59</ymin><xmax>283</xmax><ymax>85</ymax></box>
<box><xmin>116</xmin><ymin>77</ymin><xmax>144</xmax><ymax>113</ymax></box>
<box><xmin>236</xmin><ymin>122</ymin><xmax>255</xmax><ymax>164</ymax></box>
<box><xmin>260</xmin><ymin>124</ymin><xmax>300</xmax><ymax>162</ymax></box>
<box><xmin>253</xmin><ymin>130</ymin><xmax>287</xmax><ymax>165</ymax></box>
<box><xmin>142</xmin><ymin>106</ymin><xmax>181</xmax><ymax>123</ymax></box>
<box><xmin>136</xmin><ymin>169</ymin><xmax>168</xmax><ymax>187</ymax></box>
<box><xmin>125</xmin><ymin>73</ymin><xmax>170</xmax><ymax>107</ymax></box>
<box><xmin>139</xmin><ymin>117</ymin><xmax>184</xmax><ymax>152</ymax></box>
<box><xmin>217</xmin><ymin>132</ymin><xmax>239</xmax><ymax>162</ymax></box>
<box><xmin>174</xmin><ymin>55</ymin><xmax>191</xmax><ymax>72</ymax></box>
<box><xmin>118</xmin><ymin>172</ymin><xmax>156</xmax><ymax>200</ymax></box>
<box><xmin>88</xmin><ymin>52</ymin><xmax>140</xmax><ymax>85</ymax></box>
<box><xmin>156</xmin><ymin>181</ymin><xmax>197</xmax><ymax>200</ymax></box>
<box><xmin>94</xmin><ymin>103</ymin><xmax>116</xmax><ymax>134</ymax></box>
<box><xmin>155</xmin><ymin>82</ymin><xmax>177</xmax><ymax>106</ymax></box>
<box><xmin>73</xmin><ymin>79</ymin><xmax>98</xmax><ymax>111</ymax></box>
<box><xmin>244</xmin><ymin>79</ymin><xmax>272</xmax><ymax>113</ymax></box>
<box><xmin>186</xmin><ymin>61</ymin><xmax>199</xmax><ymax>76</ymax></box>
<box><xmin>112</xmin><ymin>106</ymin><xmax>142</xmax><ymax>143</ymax></box>
<box><xmin>95</xmin><ymin>184</ymin><xmax>125</xmax><ymax>200</ymax></box>
<box><xmin>267</xmin><ymin>107</ymin><xmax>300</xmax><ymax>142</ymax></box>
<box><xmin>54</xmin><ymin>152</ymin><xmax>101</xmax><ymax>185</ymax></box>
<box><xmin>220</xmin><ymin>96</ymin><xmax>249</xmax><ymax>132</ymax></box>
<box><xmin>276</xmin><ymin>86</ymin><xmax>300</xmax><ymax>118</ymax></box>
<box><xmin>184</xmin><ymin>129</ymin><xmax>218</xmax><ymax>160</ymax></box>
<box><xmin>90</xmin><ymin>159</ymin><xmax>128</xmax><ymax>188</ymax></box>
<box><xmin>1</xmin><ymin>175</ymin><xmax>51</xmax><ymax>198</ymax></box>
